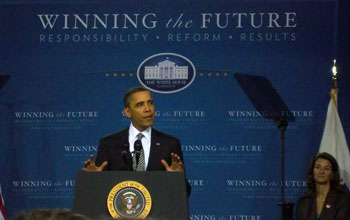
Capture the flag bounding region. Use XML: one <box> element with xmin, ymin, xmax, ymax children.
<box><xmin>319</xmin><ymin>88</ymin><xmax>350</xmax><ymax>188</ymax></box>
<box><xmin>0</xmin><ymin>185</ymin><xmax>7</xmax><ymax>220</ymax></box>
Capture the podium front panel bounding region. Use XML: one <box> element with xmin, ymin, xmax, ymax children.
<box><xmin>73</xmin><ymin>171</ymin><xmax>189</xmax><ymax>220</ymax></box>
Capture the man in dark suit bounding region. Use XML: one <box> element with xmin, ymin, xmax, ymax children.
<box><xmin>83</xmin><ymin>86</ymin><xmax>190</xmax><ymax>194</ymax></box>
<box><xmin>92</xmin><ymin>128</ymin><xmax>185</xmax><ymax>172</ymax></box>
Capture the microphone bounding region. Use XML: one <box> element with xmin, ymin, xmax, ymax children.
<box><xmin>121</xmin><ymin>143</ymin><xmax>132</xmax><ymax>171</ymax></box>
<box><xmin>133</xmin><ymin>139</ymin><xmax>142</xmax><ymax>169</ymax></box>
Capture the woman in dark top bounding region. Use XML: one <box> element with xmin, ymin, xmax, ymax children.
<box><xmin>296</xmin><ymin>152</ymin><xmax>350</xmax><ymax>220</ymax></box>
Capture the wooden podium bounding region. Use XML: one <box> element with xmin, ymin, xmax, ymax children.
<box><xmin>73</xmin><ymin>171</ymin><xmax>189</xmax><ymax>220</ymax></box>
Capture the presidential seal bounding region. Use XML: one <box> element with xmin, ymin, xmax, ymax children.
<box><xmin>107</xmin><ymin>181</ymin><xmax>152</xmax><ymax>219</ymax></box>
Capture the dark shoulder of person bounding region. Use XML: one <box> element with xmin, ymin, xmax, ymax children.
<box><xmin>152</xmin><ymin>128</ymin><xmax>179</xmax><ymax>141</ymax></box>
<box><xmin>99</xmin><ymin>128</ymin><xmax>128</xmax><ymax>143</ymax></box>
<box><xmin>296</xmin><ymin>193</ymin><xmax>313</xmax><ymax>206</ymax></box>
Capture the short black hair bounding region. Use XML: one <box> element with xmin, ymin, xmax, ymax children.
<box><xmin>123</xmin><ymin>86</ymin><xmax>150</xmax><ymax>107</ymax></box>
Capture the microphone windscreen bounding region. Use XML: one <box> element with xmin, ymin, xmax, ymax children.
<box><xmin>134</xmin><ymin>140</ymin><xmax>142</xmax><ymax>151</ymax></box>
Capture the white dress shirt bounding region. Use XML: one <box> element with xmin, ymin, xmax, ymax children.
<box><xmin>128</xmin><ymin>123</ymin><xmax>152</xmax><ymax>169</ymax></box>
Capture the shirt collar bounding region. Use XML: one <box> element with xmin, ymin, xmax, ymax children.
<box><xmin>129</xmin><ymin>123</ymin><xmax>151</xmax><ymax>141</ymax></box>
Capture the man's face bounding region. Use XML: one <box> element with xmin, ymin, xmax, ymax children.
<box><xmin>123</xmin><ymin>91</ymin><xmax>155</xmax><ymax>131</ymax></box>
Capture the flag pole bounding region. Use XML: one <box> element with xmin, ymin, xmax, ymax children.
<box><xmin>319</xmin><ymin>58</ymin><xmax>350</xmax><ymax>188</ymax></box>
<box><xmin>331</xmin><ymin>60</ymin><xmax>339</xmax><ymax>108</ymax></box>
<box><xmin>332</xmin><ymin>59</ymin><xmax>338</xmax><ymax>89</ymax></box>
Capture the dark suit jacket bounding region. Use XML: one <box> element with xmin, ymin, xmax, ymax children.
<box><xmin>296</xmin><ymin>190</ymin><xmax>350</xmax><ymax>220</ymax></box>
<box><xmin>95</xmin><ymin>127</ymin><xmax>191</xmax><ymax>195</ymax></box>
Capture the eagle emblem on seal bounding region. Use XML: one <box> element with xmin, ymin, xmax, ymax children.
<box><xmin>121</xmin><ymin>192</ymin><xmax>140</xmax><ymax>214</ymax></box>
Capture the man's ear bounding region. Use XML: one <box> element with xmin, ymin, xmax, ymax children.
<box><xmin>123</xmin><ymin>107</ymin><xmax>131</xmax><ymax>118</ymax></box>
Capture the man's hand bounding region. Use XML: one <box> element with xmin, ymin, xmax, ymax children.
<box><xmin>161</xmin><ymin>153</ymin><xmax>184</xmax><ymax>172</ymax></box>
<box><xmin>82</xmin><ymin>155</ymin><xmax>108</xmax><ymax>172</ymax></box>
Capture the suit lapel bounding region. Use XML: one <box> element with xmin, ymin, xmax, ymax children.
<box><xmin>118</xmin><ymin>128</ymin><xmax>131</xmax><ymax>170</ymax></box>
<box><xmin>147</xmin><ymin>129</ymin><xmax>164</xmax><ymax>170</ymax></box>
<box><xmin>307</xmin><ymin>197</ymin><xmax>317</xmax><ymax>220</ymax></box>
<box><xmin>320</xmin><ymin>191</ymin><xmax>337</xmax><ymax>220</ymax></box>
<box><xmin>115</xmin><ymin>128</ymin><xmax>129</xmax><ymax>152</ymax></box>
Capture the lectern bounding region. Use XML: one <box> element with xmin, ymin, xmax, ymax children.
<box><xmin>73</xmin><ymin>171</ymin><xmax>189</xmax><ymax>220</ymax></box>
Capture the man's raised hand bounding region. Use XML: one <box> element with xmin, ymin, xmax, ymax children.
<box><xmin>82</xmin><ymin>155</ymin><xmax>107</xmax><ymax>172</ymax></box>
<box><xmin>161</xmin><ymin>153</ymin><xmax>184</xmax><ymax>172</ymax></box>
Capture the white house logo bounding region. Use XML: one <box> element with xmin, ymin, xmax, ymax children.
<box><xmin>137</xmin><ymin>53</ymin><xmax>196</xmax><ymax>93</ymax></box>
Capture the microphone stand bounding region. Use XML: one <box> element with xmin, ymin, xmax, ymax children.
<box><xmin>133</xmin><ymin>151</ymin><xmax>140</xmax><ymax>170</ymax></box>
<box><xmin>122</xmin><ymin>143</ymin><xmax>133</xmax><ymax>171</ymax></box>
<box><xmin>133</xmin><ymin>140</ymin><xmax>142</xmax><ymax>170</ymax></box>
<box><xmin>276</xmin><ymin>118</ymin><xmax>294</xmax><ymax>220</ymax></box>
<box><xmin>234</xmin><ymin>73</ymin><xmax>296</xmax><ymax>220</ymax></box>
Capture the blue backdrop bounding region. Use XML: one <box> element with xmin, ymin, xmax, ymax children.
<box><xmin>0</xmin><ymin>0</ymin><xmax>349</xmax><ymax>219</ymax></box>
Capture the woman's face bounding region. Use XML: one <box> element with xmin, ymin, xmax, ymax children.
<box><xmin>313</xmin><ymin>158</ymin><xmax>333</xmax><ymax>185</ymax></box>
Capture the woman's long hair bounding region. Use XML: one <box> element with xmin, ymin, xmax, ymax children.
<box><xmin>305</xmin><ymin>152</ymin><xmax>344</xmax><ymax>196</ymax></box>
